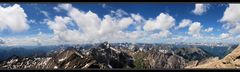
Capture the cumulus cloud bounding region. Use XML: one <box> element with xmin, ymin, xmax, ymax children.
<box><xmin>130</xmin><ymin>13</ymin><xmax>146</xmax><ymax>31</ymax></box>
<box><xmin>150</xmin><ymin>30</ymin><xmax>172</xmax><ymax>39</ymax></box>
<box><xmin>47</xmin><ymin>16</ymin><xmax>72</xmax><ymax>34</ymax></box>
<box><xmin>96</xmin><ymin>15</ymin><xmax>134</xmax><ymax>43</ymax></box>
<box><xmin>131</xmin><ymin>13</ymin><xmax>143</xmax><ymax>22</ymax></box>
<box><xmin>175</xmin><ymin>19</ymin><xmax>192</xmax><ymax>29</ymax></box>
<box><xmin>45</xmin><ymin>4</ymin><xmax>136</xmax><ymax>43</ymax></box>
<box><xmin>68</xmin><ymin>9</ymin><xmax>101</xmax><ymax>34</ymax></box>
<box><xmin>204</xmin><ymin>27</ymin><xmax>213</xmax><ymax>32</ymax></box>
<box><xmin>0</xmin><ymin>4</ymin><xmax>29</xmax><ymax>33</ymax></box>
<box><xmin>99</xmin><ymin>15</ymin><xmax>133</xmax><ymax>35</ymax></box>
<box><xmin>220</xmin><ymin>33</ymin><xmax>231</xmax><ymax>39</ymax></box>
<box><xmin>142</xmin><ymin>13</ymin><xmax>176</xmax><ymax>40</ymax></box>
<box><xmin>47</xmin><ymin>16</ymin><xmax>88</xmax><ymax>43</ymax></box>
<box><xmin>143</xmin><ymin>13</ymin><xmax>175</xmax><ymax>32</ymax></box>
<box><xmin>220</xmin><ymin>4</ymin><xmax>240</xmax><ymax>35</ymax></box>
<box><xmin>118</xmin><ymin>17</ymin><xmax>133</xmax><ymax>29</ymax></box>
<box><xmin>192</xmin><ymin>3</ymin><xmax>210</xmax><ymax>15</ymax></box>
<box><xmin>7</xmin><ymin>3</ymin><xmax>224</xmax><ymax>45</ymax></box>
<box><xmin>188</xmin><ymin>22</ymin><xmax>202</xmax><ymax>37</ymax></box>
<box><xmin>2</xmin><ymin>3</ymin><xmax>223</xmax><ymax>45</ymax></box>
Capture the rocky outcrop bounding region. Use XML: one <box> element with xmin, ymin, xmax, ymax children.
<box><xmin>185</xmin><ymin>57</ymin><xmax>219</xmax><ymax>68</ymax></box>
<box><xmin>186</xmin><ymin>45</ymin><xmax>240</xmax><ymax>68</ymax></box>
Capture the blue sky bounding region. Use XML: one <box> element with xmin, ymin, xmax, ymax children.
<box><xmin>0</xmin><ymin>3</ymin><xmax>239</xmax><ymax>46</ymax></box>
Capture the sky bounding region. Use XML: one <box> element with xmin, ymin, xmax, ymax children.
<box><xmin>0</xmin><ymin>3</ymin><xmax>240</xmax><ymax>46</ymax></box>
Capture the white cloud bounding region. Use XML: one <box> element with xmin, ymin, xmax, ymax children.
<box><xmin>9</xmin><ymin>3</ymin><xmax>229</xmax><ymax>45</ymax></box>
<box><xmin>2</xmin><ymin>3</ymin><xmax>228</xmax><ymax>45</ymax></box>
<box><xmin>220</xmin><ymin>4</ymin><xmax>240</xmax><ymax>35</ymax></box>
<box><xmin>98</xmin><ymin>15</ymin><xmax>116</xmax><ymax>35</ymax></box>
<box><xmin>0</xmin><ymin>4</ymin><xmax>29</xmax><ymax>33</ymax></box>
<box><xmin>131</xmin><ymin>13</ymin><xmax>145</xmax><ymax>31</ymax></box>
<box><xmin>131</xmin><ymin>13</ymin><xmax>143</xmax><ymax>22</ymax></box>
<box><xmin>2</xmin><ymin>37</ymin><xmax>39</xmax><ymax>46</ymax></box>
<box><xmin>220</xmin><ymin>4</ymin><xmax>240</xmax><ymax>24</ymax></box>
<box><xmin>98</xmin><ymin>15</ymin><xmax>133</xmax><ymax>35</ymax></box>
<box><xmin>57</xmin><ymin>3</ymin><xmax>73</xmax><ymax>11</ymax></box>
<box><xmin>142</xmin><ymin>13</ymin><xmax>175</xmax><ymax>40</ymax></box>
<box><xmin>28</xmin><ymin>19</ymin><xmax>36</xmax><ymax>24</ymax></box>
<box><xmin>110</xmin><ymin>9</ymin><xmax>128</xmax><ymax>17</ymax></box>
<box><xmin>220</xmin><ymin>33</ymin><xmax>231</xmax><ymax>39</ymax></box>
<box><xmin>2</xmin><ymin>3</ymin><xmax>235</xmax><ymax>45</ymax></box>
<box><xmin>175</xmin><ymin>19</ymin><xmax>192</xmax><ymax>29</ymax></box>
<box><xmin>48</xmin><ymin>4</ymin><xmax>136</xmax><ymax>43</ymax></box>
<box><xmin>47</xmin><ymin>16</ymin><xmax>72</xmax><ymax>34</ymax></box>
<box><xmin>33</xmin><ymin>31</ymin><xmax>44</xmax><ymax>46</ymax></box>
<box><xmin>69</xmin><ymin>10</ymin><xmax>101</xmax><ymax>34</ymax></box>
<box><xmin>188</xmin><ymin>22</ymin><xmax>202</xmax><ymax>37</ymax></box>
<box><xmin>40</xmin><ymin>11</ymin><xmax>50</xmax><ymax>18</ymax></box>
<box><xmin>100</xmin><ymin>3</ymin><xmax>113</xmax><ymax>10</ymax></box>
<box><xmin>46</xmin><ymin>16</ymin><xmax>86</xmax><ymax>44</ymax></box>
<box><xmin>150</xmin><ymin>30</ymin><xmax>172</xmax><ymax>39</ymax></box>
<box><xmin>204</xmin><ymin>27</ymin><xmax>213</xmax><ymax>32</ymax></box>
<box><xmin>57</xmin><ymin>30</ymin><xmax>82</xmax><ymax>42</ymax></box>
<box><xmin>143</xmin><ymin>13</ymin><xmax>175</xmax><ymax>32</ymax></box>
<box><xmin>53</xmin><ymin>6</ymin><xmax>61</xmax><ymax>12</ymax></box>
<box><xmin>1</xmin><ymin>31</ymin><xmax>64</xmax><ymax>46</ymax></box>
<box><xmin>118</xmin><ymin>17</ymin><xmax>133</xmax><ymax>29</ymax></box>
<box><xmin>192</xmin><ymin>3</ymin><xmax>210</xmax><ymax>15</ymax></box>
<box><xmin>102</xmin><ymin>4</ymin><xmax>107</xmax><ymax>8</ymax></box>
<box><xmin>100</xmin><ymin>15</ymin><xmax>135</xmax><ymax>42</ymax></box>
<box><xmin>3</xmin><ymin>9</ymin><xmax>139</xmax><ymax>45</ymax></box>
<box><xmin>171</xmin><ymin>36</ymin><xmax>190</xmax><ymax>42</ymax></box>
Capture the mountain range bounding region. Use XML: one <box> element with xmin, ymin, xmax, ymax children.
<box><xmin>0</xmin><ymin>41</ymin><xmax>238</xmax><ymax>69</ymax></box>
